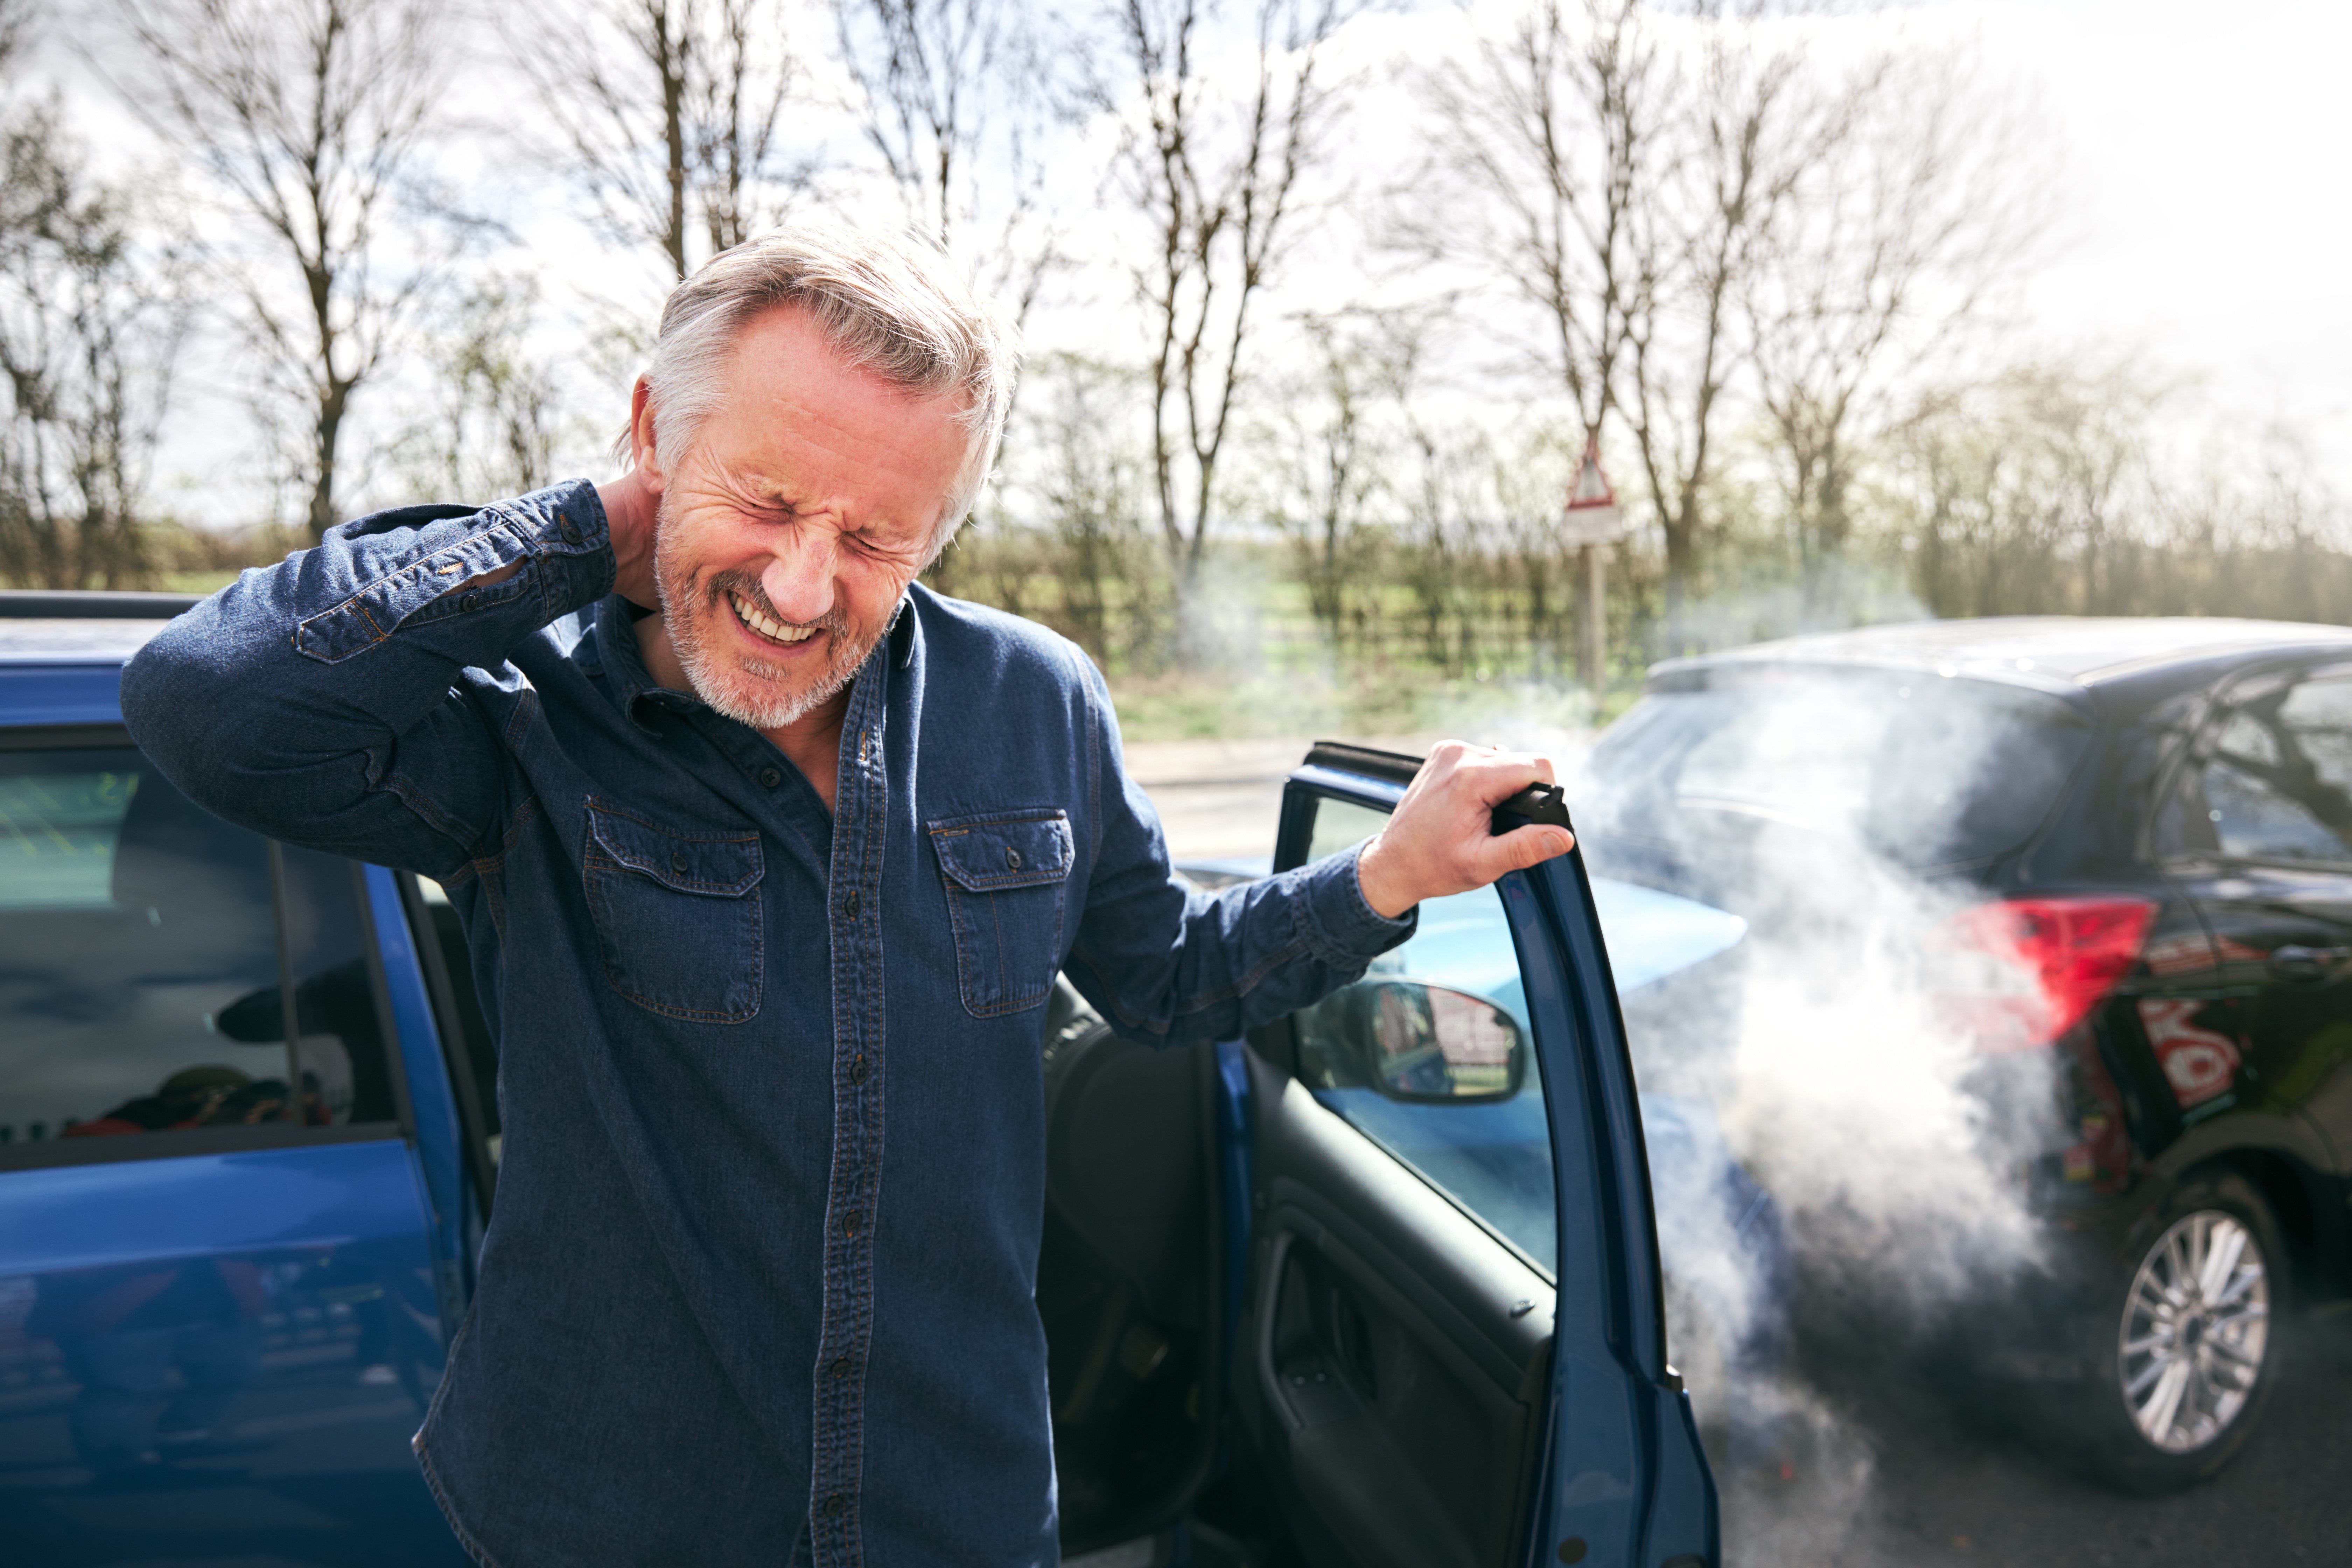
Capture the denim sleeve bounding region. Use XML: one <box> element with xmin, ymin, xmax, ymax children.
<box><xmin>120</xmin><ymin>480</ymin><xmax>614</xmax><ymax>878</ymax></box>
<box><xmin>1059</xmin><ymin>650</ymin><xmax>1415</xmax><ymax>1048</ymax></box>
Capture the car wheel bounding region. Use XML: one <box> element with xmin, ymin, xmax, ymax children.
<box><xmin>2087</xmin><ymin>1171</ymin><xmax>2284</xmax><ymax>1490</ymax></box>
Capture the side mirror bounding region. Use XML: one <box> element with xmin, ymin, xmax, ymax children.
<box><xmin>1295</xmin><ymin>979</ymin><xmax>1527</xmax><ymax>1105</ymax></box>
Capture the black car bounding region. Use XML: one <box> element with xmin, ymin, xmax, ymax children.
<box><xmin>1576</xmin><ymin>616</ymin><xmax>2352</xmax><ymax>1489</ymax></box>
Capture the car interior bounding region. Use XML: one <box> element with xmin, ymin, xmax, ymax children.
<box><xmin>0</xmin><ymin>741</ymin><xmax>402</xmax><ymax>1154</ymax></box>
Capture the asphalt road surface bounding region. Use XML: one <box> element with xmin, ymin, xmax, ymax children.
<box><xmin>1721</xmin><ymin>1304</ymin><xmax>2352</xmax><ymax>1567</ymax></box>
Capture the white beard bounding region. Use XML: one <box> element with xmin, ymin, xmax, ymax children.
<box><xmin>655</xmin><ymin>532</ymin><xmax>878</xmax><ymax>732</ymax></box>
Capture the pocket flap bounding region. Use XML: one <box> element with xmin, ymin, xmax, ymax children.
<box><xmin>587</xmin><ymin>801</ymin><xmax>764</xmax><ymax>897</ymax></box>
<box><xmin>929</xmin><ymin>811</ymin><xmax>1075</xmax><ymax>892</ymax></box>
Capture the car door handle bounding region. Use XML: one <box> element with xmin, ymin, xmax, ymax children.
<box><xmin>2267</xmin><ymin>944</ymin><xmax>2352</xmax><ymax>983</ymax></box>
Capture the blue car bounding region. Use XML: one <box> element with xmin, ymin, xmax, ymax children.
<box><xmin>0</xmin><ymin>595</ymin><xmax>1715</xmax><ymax>1567</ymax></box>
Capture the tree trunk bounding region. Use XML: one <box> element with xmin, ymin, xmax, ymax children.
<box><xmin>309</xmin><ymin>380</ymin><xmax>350</xmax><ymax>539</ymax></box>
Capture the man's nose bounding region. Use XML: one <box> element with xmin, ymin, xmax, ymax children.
<box><xmin>759</xmin><ymin>529</ymin><xmax>837</xmax><ymax>626</ymax></box>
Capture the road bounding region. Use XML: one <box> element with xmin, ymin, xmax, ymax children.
<box><xmin>1125</xmin><ymin>734</ymin><xmax>1443</xmax><ymax>865</ymax></box>
<box><xmin>1124</xmin><ymin>737</ymin><xmax>1304</xmax><ymax>863</ymax></box>
<box><xmin>1721</xmin><ymin>1304</ymin><xmax>2352</xmax><ymax>1567</ymax></box>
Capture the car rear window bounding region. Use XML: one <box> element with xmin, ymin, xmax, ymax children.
<box><xmin>0</xmin><ymin>743</ymin><xmax>401</xmax><ymax>1152</ymax></box>
<box><xmin>1583</xmin><ymin>670</ymin><xmax>2093</xmax><ymax>868</ymax></box>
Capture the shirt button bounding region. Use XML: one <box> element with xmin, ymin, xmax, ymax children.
<box><xmin>844</xmin><ymin>890</ymin><xmax>860</xmax><ymax>919</ymax></box>
<box><xmin>848</xmin><ymin>1055</ymin><xmax>867</xmax><ymax>1085</ymax></box>
<box><xmin>830</xmin><ymin>1357</ymin><xmax>852</xmax><ymax>1378</ymax></box>
<box><xmin>669</xmin><ymin>850</ymin><xmax>689</xmax><ymax>875</ymax></box>
<box><xmin>1006</xmin><ymin>846</ymin><xmax>1023</xmax><ymax>870</ymax></box>
<box><xmin>759</xmin><ymin>765</ymin><xmax>782</xmax><ymax>788</ymax></box>
<box><xmin>822</xmin><ymin>1493</ymin><xmax>847</xmax><ymax>1518</ymax></box>
<box><xmin>842</xmin><ymin>1212</ymin><xmax>861</xmax><ymax>1236</ymax></box>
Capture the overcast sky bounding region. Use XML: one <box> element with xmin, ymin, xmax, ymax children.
<box><xmin>36</xmin><ymin>0</ymin><xmax>2352</xmax><ymax>522</ymax></box>
<box><xmin>1972</xmin><ymin>0</ymin><xmax>2352</xmax><ymax>470</ymax></box>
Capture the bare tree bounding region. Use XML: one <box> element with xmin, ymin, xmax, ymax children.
<box><xmin>514</xmin><ymin>0</ymin><xmax>816</xmax><ymax>285</ymax></box>
<box><xmin>1245</xmin><ymin>308</ymin><xmax>1430</xmax><ymax>650</ymax></box>
<box><xmin>1886</xmin><ymin>361</ymin><xmax>2169</xmax><ymax>620</ymax></box>
<box><xmin>1743</xmin><ymin>36</ymin><xmax>2046</xmax><ymax>578</ymax></box>
<box><xmin>0</xmin><ymin>0</ymin><xmax>26</xmax><ymax>76</ymax></box>
<box><xmin>837</xmin><ymin>0</ymin><xmax>1066</xmax><ymax>320</ymax></box>
<box><xmin>1026</xmin><ymin>351</ymin><xmax>1158</xmax><ymax>662</ymax></box>
<box><xmin>392</xmin><ymin>274</ymin><xmax>568</xmax><ymax>503</ymax></box>
<box><xmin>0</xmin><ymin>99</ymin><xmax>187</xmax><ymax>588</ymax></box>
<box><xmin>1420</xmin><ymin>0</ymin><xmax>1659</xmax><ymax>448</ymax></box>
<box><xmin>1622</xmin><ymin>2</ymin><xmax>1825</xmax><ymax>622</ymax></box>
<box><xmin>1424</xmin><ymin>2</ymin><xmax>1843</xmax><ymax>623</ymax></box>
<box><xmin>1101</xmin><ymin>0</ymin><xmax>1359</xmax><ymax>614</ymax></box>
<box><xmin>98</xmin><ymin>0</ymin><xmax>444</xmax><ymax>538</ymax></box>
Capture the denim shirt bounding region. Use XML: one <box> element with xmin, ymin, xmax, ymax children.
<box><xmin>119</xmin><ymin>479</ymin><xmax>1414</xmax><ymax>1568</ymax></box>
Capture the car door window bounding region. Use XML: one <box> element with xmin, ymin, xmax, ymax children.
<box><xmin>0</xmin><ymin>743</ymin><xmax>398</xmax><ymax>1150</ymax></box>
<box><xmin>274</xmin><ymin>842</ymin><xmax>403</xmax><ymax>1127</ymax></box>
<box><xmin>2197</xmin><ymin>677</ymin><xmax>2352</xmax><ymax>864</ymax></box>
<box><xmin>1292</xmin><ymin>795</ymin><xmax>1556</xmax><ymax>1273</ymax></box>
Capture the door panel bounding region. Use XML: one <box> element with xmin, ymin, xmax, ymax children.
<box><xmin>0</xmin><ymin>1141</ymin><xmax>461</xmax><ymax>1566</ymax></box>
<box><xmin>1245</xmin><ymin>1050</ymin><xmax>1550</xmax><ymax>1568</ymax></box>
<box><xmin>1241</xmin><ymin>750</ymin><xmax>1716</xmax><ymax>1568</ymax></box>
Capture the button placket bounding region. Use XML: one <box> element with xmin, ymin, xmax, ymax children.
<box><xmin>808</xmin><ymin>662</ymin><xmax>889</xmax><ymax>1564</ymax></box>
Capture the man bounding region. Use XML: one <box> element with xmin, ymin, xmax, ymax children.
<box><xmin>122</xmin><ymin>225</ymin><xmax>1573</xmax><ymax>1566</ymax></box>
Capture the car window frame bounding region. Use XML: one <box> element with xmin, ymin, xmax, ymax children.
<box><xmin>1266</xmin><ymin>749</ymin><xmax>1706</xmax><ymax>1565</ymax></box>
<box><xmin>0</xmin><ymin>722</ymin><xmax>417</xmax><ymax>1174</ymax></box>
<box><xmin>2162</xmin><ymin>659</ymin><xmax>2352</xmax><ymax>872</ymax></box>
<box><xmin>397</xmin><ymin>869</ymin><xmax>499</xmax><ymax>1219</ymax></box>
<box><xmin>1267</xmin><ymin>765</ymin><xmax>1567</xmax><ymax>1284</ymax></box>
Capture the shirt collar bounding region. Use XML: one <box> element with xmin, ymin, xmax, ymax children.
<box><xmin>590</xmin><ymin>595</ymin><xmax>695</xmax><ymax>735</ymax></box>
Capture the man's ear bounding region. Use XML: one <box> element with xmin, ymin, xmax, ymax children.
<box><xmin>629</xmin><ymin>376</ymin><xmax>666</xmax><ymax>493</ymax></box>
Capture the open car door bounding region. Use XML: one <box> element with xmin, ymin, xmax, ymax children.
<box><xmin>1231</xmin><ymin>743</ymin><xmax>1716</xmax><ymax>1568</ymax></box>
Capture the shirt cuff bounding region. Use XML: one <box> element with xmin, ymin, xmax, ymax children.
<box><xmin>1296</xmin><ymin>842</ymin><xmax>1418</xmax><ymax>965</ymax></box>
<box><xmin>293</xmin><ymin>479</ymin><xmax>614</xmax><ymax>664</ymax></box>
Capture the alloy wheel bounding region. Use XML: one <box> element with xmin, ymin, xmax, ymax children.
<box><xmin>2117</xmin><ymin>1209</ymin><xmax>2270</xmax><ymax>1454</ymax></box>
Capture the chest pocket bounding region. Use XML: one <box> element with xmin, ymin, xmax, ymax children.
<box><xmin>583</xmin><ymin>800</ymin><xmax>764</xmax><ymax>1023</ymax></box>
<box><xmin>930</xmin><ymin>810</ymin><xmax>1076</xmax><ymax>1018</ymax></box>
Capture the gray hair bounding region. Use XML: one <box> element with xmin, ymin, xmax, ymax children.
<box><xmin>618</xmin><ymin>223</ymin><xmax>1020</xmax><ymax>556</ymax></box>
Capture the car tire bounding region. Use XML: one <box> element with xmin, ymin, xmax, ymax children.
<box><xmin>2080</xmin><ymin>1170</ymin><xmax>2286</xmax><ymax>1492</ymax></box>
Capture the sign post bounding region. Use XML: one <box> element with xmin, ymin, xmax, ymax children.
<box><xmin>1560</xmin><ymin>436</ymin><xmax>1625</xmax><ymax>706</ymax></box>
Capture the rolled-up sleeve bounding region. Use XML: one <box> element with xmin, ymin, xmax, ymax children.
<box><xmin>1061</xmin><ymin>650</ymin><xmax>1415</xmax><ymax>1047</ymax></box>
<box><xmin>121</xmin><ymin>479</ymin><xmax>614</xmax><ymax>878</ymax></box>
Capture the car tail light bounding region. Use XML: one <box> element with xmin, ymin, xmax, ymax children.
<box><xmin>1938</xmin><ymin>897</ymin><xmax>2158</xmax><ymax>1052</ymax></box>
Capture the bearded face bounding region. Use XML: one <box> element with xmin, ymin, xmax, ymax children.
<box><xmin>630</xmin><ymin>305</ymin><xmax>970</xmax><ymax>738</ymax></box>
<box><xmin>654</xmin><ymin>515</ymin><xmax>880</xmax><ymax>731</ymax></box>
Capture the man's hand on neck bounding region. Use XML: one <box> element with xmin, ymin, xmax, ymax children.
<box><xmin>598</xmin><ymin>470</ymin><xmax>662</xmax><ymax>609</ymax></box>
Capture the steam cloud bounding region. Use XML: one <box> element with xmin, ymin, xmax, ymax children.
<box><xmin>1468</xmin><ymin>656</ymin><xmax>2071</xmax><ymax>1568</ymax></box>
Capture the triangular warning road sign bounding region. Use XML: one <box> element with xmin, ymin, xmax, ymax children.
<box><xmin>1561</xmin><ymin>435</ymin><xmax>1624</xmax><ymax>544</ymax></box>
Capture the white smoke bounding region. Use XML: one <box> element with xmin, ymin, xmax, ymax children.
<box><xmin>1493</xmin><ymin>660</ymin><xmax>2078</xmax><ymax>1565</ymax></box>
<box><xmin>1722</xmin><ymin>847</ymin><xmax>2053</xmax><ymax>1312</ymax></box>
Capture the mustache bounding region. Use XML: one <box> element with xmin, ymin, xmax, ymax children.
<box><xmin>707</xmin><ymin>572</ymin><xmax>847</xmax><ymax>638</ymax></box>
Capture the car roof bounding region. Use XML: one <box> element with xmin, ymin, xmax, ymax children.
<box><xmin>0</xmin><ymin>592</ymin><xmax>195</xmax><ymax>666</ymax></box>
<box><xmin>0</xmin><ymin>618</ymin><xmax>176</xmax><ymax>663</ymax></box>
<box><xmin>1649</xmin><ymin>616</ymin><xmax>2352</xmax><ymax>696</ymax></box>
